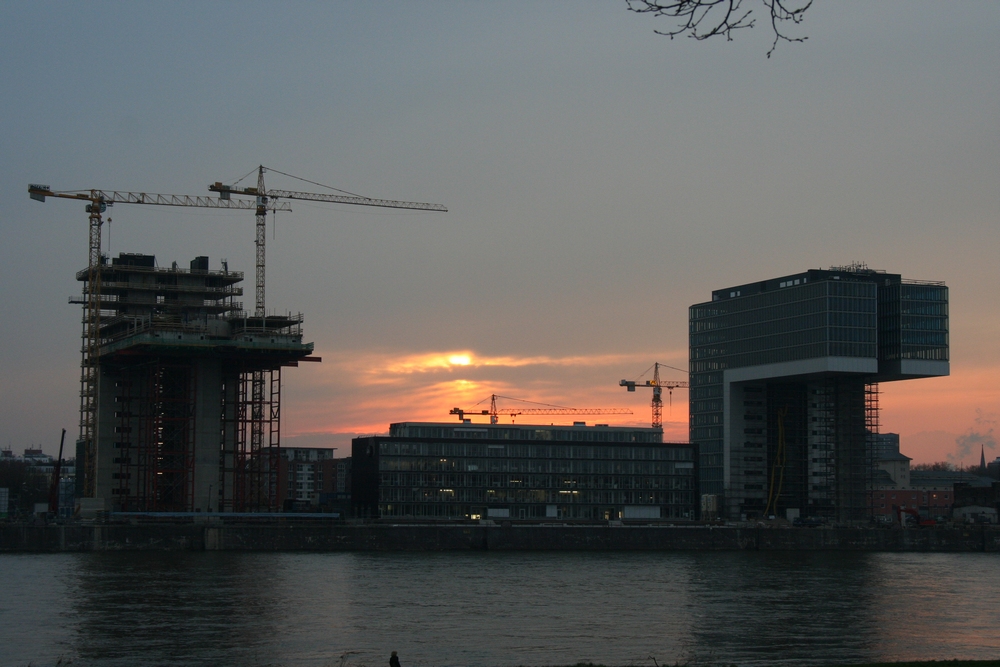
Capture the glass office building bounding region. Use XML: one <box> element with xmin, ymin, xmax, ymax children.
<box><xmin>690</xmin><ymin>266</ymin><xmax>948</xmax><ymax>522</ymax></box>
<box><xmin>353</xmin><ymin>422</ymin><xmax>697</xmax><ymax>520</ymax></box>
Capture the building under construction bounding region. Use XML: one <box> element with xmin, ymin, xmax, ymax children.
<box><xmin>76</xmin><ymin>252</ymin><xmax>314</xmax><ymax>512</ymax></box>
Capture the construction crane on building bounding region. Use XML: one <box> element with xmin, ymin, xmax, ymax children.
<box><xmin>620</xmin><ymin>362</ymin><xmax>689</xmax><ymax>430</ymax></box>
<box><xmin>450</xmin><ymin>394</ymin><xmax>632</xmax><ymax>425</ymax></box>
<box><xmin>31</xmin><ymin>168</ymin><xmax>445</xmax><ymax>501</ymax></box>
<box><xmin>209</xmin><ymin>165</ymin><xmax>448</xmax><ymax>316</ymax></box>
<box><xmin>28</xmin><ymin>183</ymin><xmax>294</xmax><ymax>498</ymax></box>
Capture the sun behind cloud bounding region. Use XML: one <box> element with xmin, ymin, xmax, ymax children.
<box><xmin>284</xmin><ymin>346</ymin><xmax>691</xmax><ymax>443</ymax></box>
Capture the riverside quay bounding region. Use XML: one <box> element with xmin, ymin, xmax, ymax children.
<box><xmin>352</xmin><ymin>422</ymin><xmax>697</xmax><ymax>520</ymax></box>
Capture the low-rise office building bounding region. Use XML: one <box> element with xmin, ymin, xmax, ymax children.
<box><xmin>353</xmin><ymin>422</ymin><xmax>697</xmax><ymax>520</ymax></box>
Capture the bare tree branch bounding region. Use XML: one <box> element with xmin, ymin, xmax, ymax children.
<box><xmin>626</xmin><ymin>0</ymin><xmax>812</xmax><ymax>57</ymax></box>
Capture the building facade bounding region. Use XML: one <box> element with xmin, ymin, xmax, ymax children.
<box><xmin>353</xmin><ymin>422</ymin><xmax>697</xmax><ymax>520</ymax></box>
<box><xmin>872</xmin><ymin>434</ymin><xmax>911</xmax><ymax>491</ymax></box>
<box><xmin>690</xmin><ymin>265</ymin><xmax>948</xmax><ymax>522</ymax></box>
<box><xmin>276</xmin><ymin>446</ymin><xmax>339</xmax><ymax>508</ymax></box>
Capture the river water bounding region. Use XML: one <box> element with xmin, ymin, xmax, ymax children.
<box><xmin>1</xmin><ymin>551</ymin><xmax>998</xmax><ymax>667</ymax></box>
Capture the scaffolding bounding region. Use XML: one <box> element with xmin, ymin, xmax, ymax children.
<box><xmin>112</xmin><ymin>360</ymin><xmax>197</xmax><ymax>511</ymax></box>
<box><xmin>229</xmin><ymin>366</ymin><xmax>282</xmax><ymax>512</ymax></box>
<box><xmin>864</xmin><ymin>382</ymin><xmax>881</xmax><ymax>521</ymax></box>
<box><xmin>77</xmin><ymin>253</ymin><xmax>312</xmax><ymax>512</ymax></box>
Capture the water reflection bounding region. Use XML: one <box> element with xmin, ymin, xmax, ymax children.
<box><xmin>324</xmin><ymin>552</ymin><xmax>699</xmax><ymax>667</ymax></box>
<box><xmin>680</xmin><ymin>552</ymin><xmax>881</xmax><ymax>665</ymax></box>
<box><xmin>864</xmin><ymin>553</ymin><xmax>1000</xmax><ymax>662</ymax></box>
<box><xmin>2</xmin><ymin>551</ymin><xmax>998</xmax><ymax>667</ymax></box>
<box><xmin>67</xmin><ymin>552</ymin><xmax>286</xmax><ymax>667</ymax></box>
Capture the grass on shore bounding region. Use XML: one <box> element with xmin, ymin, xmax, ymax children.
<box><xmin>550</xmin><ymin>662</ymin><xmax>1000</xmax><ymax>667</ymax></box>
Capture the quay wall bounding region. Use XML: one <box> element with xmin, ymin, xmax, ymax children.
<box><xmin>2</xmin><ymin>523</ymin><xmax>1000</xmax><ymax>553</ymax></box>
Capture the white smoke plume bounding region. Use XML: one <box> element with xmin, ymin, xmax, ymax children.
<box><xmin>949</xmin><ymin>409</ymin><xmax>997</xmax><ymax>463</ymax></box>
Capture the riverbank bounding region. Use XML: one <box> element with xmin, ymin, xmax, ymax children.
<box><xmin>2</xmin><ymin>522</ymin><xmax>999</xmax><ymax>552</ymax></box>
<box><xmin>559</xmin><ymin>663</ymin><xmax>1000</xmax><ymax>667</ymax></box>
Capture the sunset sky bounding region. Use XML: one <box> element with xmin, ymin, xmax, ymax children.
<box><xmin>2</xmin><ymin>3</ymin><xmax>997</xmax><ymax>465</ymax></box>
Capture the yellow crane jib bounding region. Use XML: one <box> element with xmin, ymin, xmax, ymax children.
<box><xmin>208</xmin><ymin>165</ymin><xmax>447</xmax><ymax>317</ymax></box>
<box><xmin>450</xmin><ymin>394</ymin><xmax>631</xmax><ymax>425</ymax></box>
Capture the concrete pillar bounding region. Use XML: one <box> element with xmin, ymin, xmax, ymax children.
<box><xmin>94</xmin><ymin>364</ymin><xmax>119</xmax><ymax>509</ymax></box>
<box><xmin>192</xmin><ymin>359</ymin><xmax>223</xmax><ymax>512</ymax></box>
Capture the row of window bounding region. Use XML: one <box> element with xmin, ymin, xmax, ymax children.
<box><xmin>380</xmin><ymin>459</ymin><xmax>695</xmax><ymax>476</ymax></box>
<box><xmin>900</xmin><ymin>285</ymin><xmax>947</xmax><ymax>302</ymax></box>
<box><xmin>901</xmin><ymin>331</ymin><xmax>949</xmax><ymax>346</ymax></box>
<box><xmin>691</xmin><ymin>341</ymin><xmax>878</xmax><ymax>373</ymax></box>
<box><xmin>378</xmin><ymin>503</ymin><xmax>693</xmax><ymax>520</ymax></box>
<box><xmin>901</xmin><ymin>347</ymin><xmax>949</xmax><ymax>361</ymax></box>
<box><xmin>699</xmin><ymin>280</ymin><xmax>877</xmax><ymax>316</ymax></box>
<box><xmin>691</xmin><ymin>312</ymin><xmax>828</xmax><ymax>340</ymax></box>
<box><xmin>692</xmin><ymin>296</ymin><xmax>876</xmax><ymax>331</ymax></box>
<box><xmin>377</xmin><ymin>442</ymin><xmax>691</xmax><ymax>461</ymax></box>
<box><xmin>378</xmin><ymin>488</ymin><xmax>694</xmax><ymax>505</ymax></box>
<box><xmin>900</xmin><ymin>315</ymin><xmax>948</xmax><ymax>330</ymax></box>
<box><xmin>378</xmin><ymin>472</ymin><xmax>693</xmax><ymax>490</ymax></box>
<box><xmin>391</xmin><ymin>426</ymin><xmax>660</xmax><ymax>443</ymax></box>
<box><xmin>692</xmin><ymin>326</ymin><xmax>877</xmax><ymax>361</ymax></box>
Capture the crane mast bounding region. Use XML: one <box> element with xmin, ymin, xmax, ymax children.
<box><xmin>210</xmin><ymin>167</ymin><xmax>447</xmax><ymax>510</ymax></box>
<box><xmin>255</xmin><ymin>168</ymin><xmax>268</xmax><ymax>316</ymax></box>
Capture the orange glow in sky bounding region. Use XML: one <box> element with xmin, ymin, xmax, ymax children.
<box><xmin>282</xmin><ymin>347</ymin><xmax>996</xmax><ymax>464</ymax></box>
<box><xmin>282</xmin><ymin>348</ymin><xmax>692</xmax><ymax>452</ymax></box>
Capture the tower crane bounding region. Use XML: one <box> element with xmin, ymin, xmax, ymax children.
<box><xmin>450</xmin><ymin>394</ymin><xmax>632</xmax><ymax>425</ymax></box>
<box><xmin>620</xmin><ymin>362</ymin><xmax>689</xmax><ymax>430</ymax></box>
<box><xmin>208</xmin><ymin>165</ymin><xmax>447</xmax><ymax>317</ymax></box>
<box><xmin>31</xmin><ymin>167</ymin><xmax>446</xmax><ymax>500</ymax></box>
<box><xmin>28</xmin><ymin>183</ymin><xmax>293</xmax><ymax>497</ymax></box>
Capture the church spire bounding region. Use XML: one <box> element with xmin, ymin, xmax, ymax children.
<box><xmin>980</xmin><ymin>444</ymin><xmax>987</xmax><ymax>473</ymax></box>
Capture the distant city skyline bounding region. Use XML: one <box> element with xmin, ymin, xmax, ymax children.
<box><xmin>2</xmin><ymin>2</ymin><xmax>997</xmax><ymax>465</ymax></box>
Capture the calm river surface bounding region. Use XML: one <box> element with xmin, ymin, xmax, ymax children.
<box><xmin>1</xmin><ymin>551</ymin><xmax>998</xmax><ymax>667</ymax></box>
